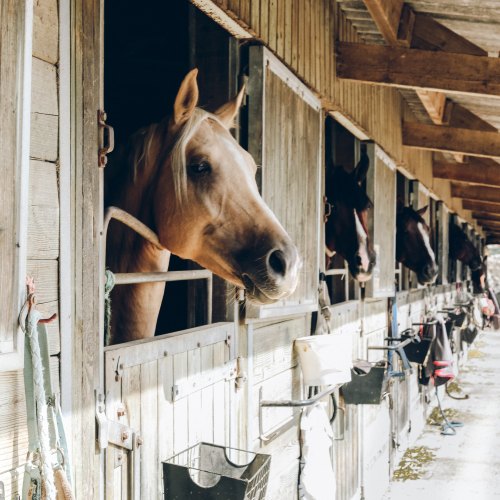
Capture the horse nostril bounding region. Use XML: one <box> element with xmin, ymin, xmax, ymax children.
<box><xmin>268</xmin><ymin>249</ymin><xmax>287</xmax><ymax>277</ymax></box>
<box><xmin>356</xmin><ymin>255</ymin><xmax>362</xmax><ymax>266</ymax></box>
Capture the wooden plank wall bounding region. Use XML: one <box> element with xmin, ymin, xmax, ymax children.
<box><xmin>209</xmin><ymin>0</ymin><xmax>477</xmax><ymax>227</ymax></box>
<box><xmin>0</xmin><ymin>0</ymin><xmax>60</xmax><ymax>496</ymax></box>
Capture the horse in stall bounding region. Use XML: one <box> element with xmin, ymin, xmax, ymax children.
<box><xmin>105</xmin><ymin>69</ymin><xmax>301</xmax><ymax>344</ymax></box>
<box><xmin>396</xmin><ymin>203</ymin><xmax>438</xmax><ymax>285</ymax></box>
<box><xmin>324</xmin><ymin>146</ymin><xmax>376</xmax><ymax>281</ymax></box>
<box><xmin>450</xmin><ymin>224</ymin><xmax>484</xmax><ymax>293</ymax></box>
<box><xmin>449</xmin><ymin>223</ymin><xmax>482</xmax><ymax>272</ymax></box>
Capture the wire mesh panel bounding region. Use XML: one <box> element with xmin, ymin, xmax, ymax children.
<box><xmin>163</xmin><ymin>443</ymin><xmax>271</xmax><ymax>500</ymax></box>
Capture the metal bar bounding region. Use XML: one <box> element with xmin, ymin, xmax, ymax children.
<box><xmin>207</xmin><ymin>273</ymin><xmax>213</xmax><ymax>324</ymax></box>
<box><xmin>259</xmin><ymin>414</ymin><xmax>299</xmax><ymax>443</ymax></box>
<box><xmin>324</xmin><ymin>268</ymin><xmax>348</xmax><ymax>276</ymax></box>
<box><xmin>368</xmin><ymin>336</ymin><xmax>414</xmax><ymax>350</ymax></box>
<box><xmin>261</xmin><ymin>385</ymin><xmax>338</xmax><ymax>408</ymax></box>
<box><xmin>113</xmin><ymin>270</ymin><xmax>212</xmax><ymax>285</ymax></box>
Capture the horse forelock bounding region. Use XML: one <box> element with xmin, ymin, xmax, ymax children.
<box><xmin>169</xmin><ymin>108</ymin><xmax>228</xmax><ymax>206</ymax></box>
<box><xmin>125</xmin><ymin>108</ymin><xmax>228</xmax><ymax>209</ymax></box>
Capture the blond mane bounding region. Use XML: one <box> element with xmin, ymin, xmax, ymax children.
<box><xmin>128</xmin><ymin>108</ymin><xmax>226</xmax><ymax>206</ymax></box>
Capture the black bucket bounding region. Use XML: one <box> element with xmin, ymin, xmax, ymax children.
<box><xmin>461</xmin><ymin>325</ymin><xmax>479</xmax><ymax>345</ymax></box>
<box><xmin>341</xmin><ymin>362</ymin><xmax>387</xmax><ymax>405</ymax></box>
<box><xmin>401</xmin><ymin>334</ymin><xmax>432</xmax><ymax>365</ymax></box>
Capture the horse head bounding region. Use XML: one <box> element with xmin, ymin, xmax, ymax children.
<box><xmin>396</xmin><ymin>203</ymin><xmax>438</xmax><ymax>285</ymax></box>
<box><xmin>471</xmin><ymin>262</ymin><xmax>486</xmax><ymax>293</ymax></box>
<box><xmin>449</xmin><ymin>223</ymin><xmax>482</xmax><ymax>272</ymax></box>
<box><xmin>325</xmin><ymin>147</ymin><xmax>376</xmax><ymax>282</ymax></box>
<box><xmin>150</xmin><ymin>69</ymin><xmax>301</xmax><ymax>304</ymax></box>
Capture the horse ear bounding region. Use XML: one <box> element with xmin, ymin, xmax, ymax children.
<box><xmin>353</xmin><ymin>146</ymin><xmax>369</xmax><ymax>185</ymax></box>
<box><xmin>417</xmin><ymin>205</ymin><xmax>428</xmax><ymax>216</ymax></box>
<box><xmin>173</xmin><ymin>68</ymin><xmax>199</xmax><ymax>125</ymax></box>
<box><xmin>214</xmin><ymin>85</ymin><xmax>246</xmax><ymax>129</ymax></box>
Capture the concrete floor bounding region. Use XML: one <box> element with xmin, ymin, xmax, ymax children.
<box><xmin>383</xmin><ymin>328</ymin><xmax>500</xmax><ymax>500</ymax></box>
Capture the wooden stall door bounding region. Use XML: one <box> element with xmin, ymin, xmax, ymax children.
<box><xmin>246</xmin><ymin>45</ymin><xmax>323</xmax><ymax>319</ymax></box>
<box><xmin>103</xmin><ymin>323</ymin><xmax>237</xmax><ymax>499</ymax></box>
<box><xmin>366</xmin><ymin>145</ymin><xmax>397</xmax><ymax>298</ymax></box>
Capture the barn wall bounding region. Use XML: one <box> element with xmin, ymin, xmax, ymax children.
<box><xmin>0</xmin><ymin>0</ymin><xmax>60</xmax><ymax>496</ymax></box>
<box><xmin>204</xmin><ymin>0</ymin><xmax>478</xmax><ymax>230</ymax></box>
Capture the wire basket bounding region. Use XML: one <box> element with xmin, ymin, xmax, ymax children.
<box><xmin>163</xmin><ymin>443</ymin><xmax>271</xmax><ymax>500</ymax></box>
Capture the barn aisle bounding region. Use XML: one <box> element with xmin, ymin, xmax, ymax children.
<box><xmin>383</xmin><ymin>328</ymin><xmax>500</xmax><ymax>500</ymax></box>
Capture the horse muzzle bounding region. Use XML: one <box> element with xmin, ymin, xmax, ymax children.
<box><xmin>348</xmin><ymin>250</ymin><xmax>376</xmax><ymax>282</ymax></box>
<box><xmin>417</xmin><ymin>262</ymin><xmax>438</xmax><ymax>285</ymax></box>
<box><xmin>240</xmin><ymin>244</ymin><xmax>301</xmax><ymax>304</ymax></box>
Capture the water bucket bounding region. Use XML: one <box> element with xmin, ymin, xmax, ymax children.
<box><xmin>294</xmin><ymin>332</ymin><xmax>352</xmax><ymax>386</ymax></box>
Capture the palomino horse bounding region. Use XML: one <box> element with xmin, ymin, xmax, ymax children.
<box><xmin>449</xmin><ymin>223</ymin><xmax>482</xmax><ymax>272</ymax></box>
<box><xmin>396</xmin><ymin>204</ymin><xmax>438</xmax><ymax>285</ymax></box>
<box><xmin>324</xmin><ymin>146</ymin><xmax>376</xmax><ymax>281</ymax></box>
<box><xmin>105</xmin><ymin>69</ymin><xmax>301</xmax><ymax>344</ymax></box>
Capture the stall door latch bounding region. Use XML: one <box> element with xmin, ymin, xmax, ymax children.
<box><xmin>98</xmin><ymin>110</ymin><xmax>115</xmax><ymax>168</ymax></box>
<box><xmin>95</xmin><ymin>389</ymin><xmax>141</xmax><ymax>452</ymax></box>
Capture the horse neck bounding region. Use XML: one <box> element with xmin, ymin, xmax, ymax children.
<box><xmin>107</xmin><ymin>122</ymin><xmax>173</xmax><ymax>343</ymax></box>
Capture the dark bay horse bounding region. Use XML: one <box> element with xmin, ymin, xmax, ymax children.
<box><xmin>325</xmin><ymin>147</ymin><xmax>376</xmax><ymax>282</ymax></box>
<box><xmin>396</xmin><ymin>204</ymin><xmax>438</xmax><ymax>285</ymax></box>
<box><xmin>449</xmin><ymin>223</ymin><xmax>482</xmax><ymax>272</ymax></box>
<box><xmin>105</xmin><ymin>69</ymin><xmax>301</xmax><ymax>343</ymax></box>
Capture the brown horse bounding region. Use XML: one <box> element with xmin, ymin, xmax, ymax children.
<box><xmin>105</xmin><ymin>69</ymin><xmax>301</xmax><ymax>344</ymax></box>
<box><xmin>324</xmin><ymin>146</ymin><xmax>376</xmax><ymax>282</ymax></box>
<box><xmin>449</xmin><ymin>223</ymin><xmax>482</xmax><ymax>272</ymax></box>
<box><xmin>396</xmin><ymin>204</ymin><xmax>438</xmax><ymax>285</ymax></box>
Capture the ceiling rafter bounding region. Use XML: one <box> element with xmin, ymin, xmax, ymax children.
<box><xmin>463</xmin><ymin>200</ymin><xmax>500</xmax><ymax>213</ymax></box>
<box><xmin>451</xmin><ymin>183</ymin><xmax>500</xmax><ymax>204</ymax></box>
<box><xmin>336</xmin><ymin>42</ymin><xmax>500</xmax><ymax>98</ymax></box>
<box><xmin>403</xmin><ymin>122</ymin><xmax>500</xmax><ymax>159</ymax></box>
<box><xmin>433</xmin><ymin>158</ymin><xmax>500</xmax><ymax>186</ymax></box>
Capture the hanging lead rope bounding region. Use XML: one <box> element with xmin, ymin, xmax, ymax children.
<box><xmin>26</xmin><ymin>309</ymin><xmax>57</xmax><ymax>500</ymax></box>
<box><xmin>104</xmin><ymin>269</ymin><xmax>116</xmax><ymax>346</ymax></box>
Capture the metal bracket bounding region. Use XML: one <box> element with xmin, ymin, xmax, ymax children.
<box><xmin>98</xmin><ymin>109</ymin><xmax>115</xmax><ymax>168</ymax></box>
<box><xmin>95</xmin><ymin>390</ymin><xmax>139</xmax><ymax>452</ymax></box>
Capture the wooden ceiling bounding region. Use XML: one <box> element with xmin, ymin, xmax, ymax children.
<box><xmin>336</xmin><ymin>0</ymin><xmax>500</xmax><ymax>243</ymax></box>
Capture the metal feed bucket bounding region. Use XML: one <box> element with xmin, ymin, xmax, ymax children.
<box><xmin>163</xmin><ymin>443</ymin><xmax>270</xmax><ymax>500</ymax></box>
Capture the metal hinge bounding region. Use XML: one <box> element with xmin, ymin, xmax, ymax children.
<box><xmin>95</xmin><ymin>390</ymin><xmax>141</xmax><ymax>451</ymax></box>
<box><xmin>98</xmin><ymin>110</ymin><xmax>115</xmax><ymax>167</ymax></box>
<box><xmin>225</xmin><ymin>356</ymin><xmax>247</xmax><ymax>390</ymax></box>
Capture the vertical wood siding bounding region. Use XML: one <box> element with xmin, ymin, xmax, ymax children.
<box><xmin>0</xmin><ymin>0</ymin><xmax>60</xmax><ymax>496</ymax></box>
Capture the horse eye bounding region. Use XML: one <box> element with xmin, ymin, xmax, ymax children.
<box><xmin>188</xmin><ymin>161</ymin><xmax>211</xmax><ymax>176</ymax></box>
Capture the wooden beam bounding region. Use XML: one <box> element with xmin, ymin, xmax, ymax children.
<box><xmin>410</xmin><ymin>13</ymin><xmax>487</xmax><ymax>56</ymax></box>
<box><xmin>463</xmin><ymin>200</ymin><xmax>500</xmax><ymax>213</ymax></box>
<box><xmin>451</xmin><ymin>183</ymin><xmax>500</xmax><ymax>204</ymax></box>
<box><xmin>477</xmin><ymin>218</ymin><xmax>500</xmax><ymax>226</ymax></box>
<box><xmin>444</xmin><ymin>102</ymin><xmax>498</xmax><ymax>132</ymax></box>
<box><xmin>403</xmin><ymin>122</ymin><xmax>500</xmax><ymax>159</ymax></box>
<box><xmin>336</xmin><ymin>42</ymin><xmax>500</xmax><ymax>97</ymax></box>
<box><xmin>433</xmin><ymin>158</ymin><xmax>500</xmax><ymax>186</ymax></box>
<box><xmin>472</xmin><ymin>212</ymin><xmax>500</xmax><ymax>222</ymax></box>
<box><xmin>416</xmin><ymin>90</ymin><xmax>447</xmax><ymax>124</ymax></box>
<box><xmin>362</xmin><ymin>0</ymin><xmax>403</xmax><ymax>45</ymax></box>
